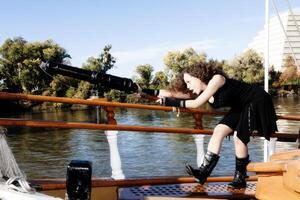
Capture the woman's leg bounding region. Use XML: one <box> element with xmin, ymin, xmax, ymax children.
<box><xmin>186</xmin><ymin>124</ymin><xmax>233</xmax><ymax>184</ymax></box>
<box><xmin>228</xmin><ymin>132</ymin><xmax>250</xmax><ymax>188</ymax></box>
<box><xmin>207</xmin><ymin>124</ymin><xmax>234</xmax><ymax>155</ymax></box>
<box><xmin>233</xmin><ymin>132</ymin><xmax>248</xmax><ymax>157</ymax></box>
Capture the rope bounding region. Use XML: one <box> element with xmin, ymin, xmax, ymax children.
<box><xmin>0</xmin><ymin>129</ymin><xmax>25</xmax><ymax>179</ymax></box>
<box><xmin>0</xmin><ymin>128</ymin><xmax>34</xmax><ymax>193</ymax></box>
<box><xmin>1</xmin><ymin>176</ymin><xmax>34</xmax><ymax>193</ymax></box>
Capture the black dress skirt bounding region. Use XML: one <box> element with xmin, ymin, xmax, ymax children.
<box><xmin>209</xmin><ymin>78</ymin><xmax>278</xmax><ymax>145</ymax></box>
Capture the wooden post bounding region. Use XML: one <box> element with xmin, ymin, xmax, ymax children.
<box><xmin>193</xmin><ymin>113</ymin><xmax>205</xmax><ymax>167</ymax></box>
<box><xmin>193</xmin><ymin>113</ymin><xmax>203</xmax><ymax>130</ymax></box>
<box><xmin>105</xmin><ymin>106</ymin><xmax>117</xmax><ymax>125</ymax></box>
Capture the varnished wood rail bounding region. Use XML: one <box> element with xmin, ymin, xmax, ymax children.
<box><xmin>0</xmin><ymin>92</ymin><xmax>225</xmax><ymax>115</ymax></box>
<box><xmin>30</xmin><ymin>175</ymin><xmax>259</xmax><ymax>190</ymax></box>
<box><xmin>277</xmin><ymin>115</ymin><xmax>300</xmax><ymax>121</ymax></box>
<box><xmin>0</xmin><ymin>118</ymin><xmax>213</xmax><ymax>135</ymax></box>
<box><xmin>0</xmin><ymin>118</ymin><xmax>298</xmax><ymax>142</ymax></box>
<box><xmin>0</xmin><ymin>92</ymin><xmax>299</xmax><ymax>142</ymax></box>
<box><xmin>1</xmin><ymin>92</ymin><xmax>299</xmax><ymax>120</ymax></box>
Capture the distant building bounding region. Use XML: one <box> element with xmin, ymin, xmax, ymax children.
<box><xmin>248</xmin><ymin>10</ymin><xmax>300</xmax><ymax>71</ymax></box>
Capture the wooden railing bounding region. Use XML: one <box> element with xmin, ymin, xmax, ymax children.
<box><xmin>31</xmin><ymin>176</ymin><xmax>260</xmax><ymax>190</ymax></box>
<box><xmin>0</xmin><ymin>92</ymin><xmax>299</xmax><ymax>140</ymax></box>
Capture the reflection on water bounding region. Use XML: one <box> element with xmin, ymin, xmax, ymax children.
<box><xmin>1</xmin><ymin>97</ymin><xmax>299</xmax><ymax>179</ymax></box>
<box><xmin>273</xmin><ymin>97</ymin><xmax>300</xmax><ymax>134</ymax></box>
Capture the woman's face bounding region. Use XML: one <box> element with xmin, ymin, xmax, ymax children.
<box><xmin>183</xmin><ymin>73</ymin><xmax>206</xmax><ymax>95</ymax></box>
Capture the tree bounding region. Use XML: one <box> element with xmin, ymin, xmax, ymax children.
<box><xmin>225</xmin><ymin>49</ymin><xmax>264</xmax><ymax>84</ymax></box>
<box><xmin>152</xmin><ymin>71</ymin><xmax>168</xmax><ymax>88</ymax></box>
<box><xmin>125</xmin><ymin>64</ymin><xmax>156</xmax><ymax>104</ymax></box>
<box><xmin>0</xmin><ymin>37</ymin><xmax>26</xmax><ymax>92</ymax></box>
<box><xmin>135</xmin><ymin>64</ymin><xmax>154</xmax><ymax>88</ymax></box>
<box><xmin>163</xmin><ymin>48</ymin><xmax>207</xmax><ymax>80</ymax></box>
<box><xmin>75</xmin><ymin>45</ymin><xmax>117</xmax><ymax>99</ymax></box>
<box><xmin>82</xmin><ymin>45</ymin><xmax>116</xmax><ymax>72</ymax></box>
<box><xmin>269</xmin><ymin>66</ymin><xmax>282</xmax><ymax>88</ymax></box>
<box><xmin>0</xmin><ymin>37</ymin><xmax>70</xmax><ymax>94</ymax></box>
<box><xmin>279</xmin><ymin>55</ymin><xmax>299</xmax><ymax>85</ymax></box>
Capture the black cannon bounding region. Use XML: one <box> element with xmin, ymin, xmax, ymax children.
<box><xmin>40</xmin><ymin>61</ymin><xmax>139</xmax><ymax>94</ymax></box>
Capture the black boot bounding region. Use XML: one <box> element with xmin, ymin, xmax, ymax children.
<box><xmin>186</xmin><ymin>151</ymin><xmax>219</xmax><ymax>184</ymax></box>
<box><xmin>228</xmin><ymin>155</ymin><xmax>250</xmax><ymax>189</ymax></box>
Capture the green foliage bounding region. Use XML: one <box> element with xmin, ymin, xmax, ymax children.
<box><xmin>225</xmin><ymin>49</ymin><xmax>264</xmax><ymax>84</ymax></box>
<box><xmin>131</xmin><ymin>64</ymin><xmax>167</xmax><ymax>104</ymax></box>
<box><xmin>135</xmin><ymin>64</ymin><xmax>154</xmax><ymax>88</ymax></box>
<box><xmin>163</xmin><ymin>48</ymin><xmax>207</xmax><ymax>80</ymax></box>
<box><xmin>65</xmin><ymin>87</ymin><xmax>76</xmax><ymax>98</ymax></box>
<box><xmin>125</xmin><ymin>94</ymin><xmax>139</xmax><ymax>103</ymax></box>
<box><xmin>73</xmin><ymin>81</ymin><xmax>92</xmax><ymax>99</ymax></box>
<box><xmin>72</xmin><ymin>45</ymin><xmax>117</xmax><ymax>100</ymax></box>
<box><xmin>269</xmin><ymin>66</ymin><xmax>282</xmax><ymax>88</ymax></box>
<box><xmin>0</xmin><ymin>37</ymin><xmax>70</xmax><ymax>94</ymax></box>
<box><xmin>152</xmin><ymin>71</ymin><xmax>168</xmax><ymax>89</ymax></box>
<box><xmin>82</xmin><ymin>45</ymin><xmax>116</xmax><ymax>73</ymax></box>
<box><xmin>106</xmin><ymin>89</ymin><xmax>128</xmax><ymax>103</ymax></box>
<box><xmin>0</xmin><ymin>38</ymin><xmax>119</xmax><ymax>106</ymax></box>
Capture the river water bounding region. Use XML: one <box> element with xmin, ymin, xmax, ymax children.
<box><xmin>1</xmin><ymin>97</ymin><xmax>299</xmax><ymax>179</ymax></box>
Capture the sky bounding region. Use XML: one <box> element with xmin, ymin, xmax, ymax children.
<box><xmin>1</xmin><ymin>0</ymin><xmax>300</xmax><ymax>78</ymax></box>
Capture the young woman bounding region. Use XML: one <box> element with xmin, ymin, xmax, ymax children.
<box><xmin>140</xmin><ymin>61</ymin><xmax>278</xmax><ymax>189</ymax></box>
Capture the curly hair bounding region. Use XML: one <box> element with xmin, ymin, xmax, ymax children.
<box><xmin>169</xmin><ymin>61</ymin><xmax>227</xmax><ymax>93</ymax></box>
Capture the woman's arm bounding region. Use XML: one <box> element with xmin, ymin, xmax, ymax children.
<box><xmin>139</xmin><ymin>87</ymin><xmax>191</xmax><ymax>99</ymax></box>
<box><xmin>158</xmin><ymin>90</ymin><xmax>191</xmax><ymax>99</ymax></box>
<box><xmin>185</xmin><ymin>75</ymin><xmax>225</xmax><ymax>108</ymax></box>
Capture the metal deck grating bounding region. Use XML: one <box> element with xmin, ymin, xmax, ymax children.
<box><xmin>119</xmin><ymin>182</ymin><xmax>257</xmax><ymax>200</ymax></box>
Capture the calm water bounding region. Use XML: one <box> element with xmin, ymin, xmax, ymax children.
<box><xmin>1</xmin><ymin>97</ymin><xmax>299</xmax><ymax>179</ymax></box>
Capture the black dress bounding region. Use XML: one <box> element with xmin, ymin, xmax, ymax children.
<box><xmin>208</xmin><ymin>78</ymin><xmax>278</xmax><ymax>144</ymax></box>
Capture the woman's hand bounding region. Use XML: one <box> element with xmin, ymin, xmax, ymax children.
<box><xmin>135</xmin><ymin>84</ymin><xmax>161</xmax><ymax>100</ymax></box>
